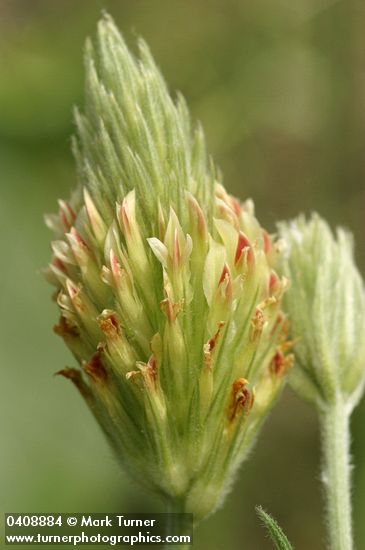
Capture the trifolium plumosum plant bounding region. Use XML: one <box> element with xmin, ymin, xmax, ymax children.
<box><xmin>44</xmin><ymin>13</ymin><xmax>365</xmax><ymax>550</ymax></box>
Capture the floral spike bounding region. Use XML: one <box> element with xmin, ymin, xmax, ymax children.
<box><xmin>45</xmin><ymin>13</ymin><xmax>291</xmax><ymax>522</ymax></box>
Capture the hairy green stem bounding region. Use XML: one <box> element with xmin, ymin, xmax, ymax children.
<box><xmin>320</xmin><ymin>397</ymin><xmax>353</xmax><ymax>550</ymax></box>
<box><xmin>164</xmin><ymin>498</ymin><xmax>191</xmax><ymax>550</ymax></box>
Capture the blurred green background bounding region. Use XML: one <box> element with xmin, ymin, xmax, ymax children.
<box><xmin>1</xmin><ymin>1</ymin><xmax>365</xmax><ymax>548</ymax></box>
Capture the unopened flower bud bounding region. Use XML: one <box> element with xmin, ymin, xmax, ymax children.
<box><xmin>278</xmin><ymin>214</ymin><xmax>365</xmax><ymax>410</ymax></box>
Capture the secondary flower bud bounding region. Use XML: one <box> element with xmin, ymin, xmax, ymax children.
<box><xmin>278</xmin><ymin>214</ymin><xmax>365</xmax><ymax>410</ymax></box>
<box><xmin>45</xmin><ymin>14</ymin><xmax>291</xmax><ymax>521</ymax></box>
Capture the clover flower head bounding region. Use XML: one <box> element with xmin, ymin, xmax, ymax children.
<box><xmin>45</xmin><ymin>14</ymin><xmax>291</xmax><ymax>520</ymax></box>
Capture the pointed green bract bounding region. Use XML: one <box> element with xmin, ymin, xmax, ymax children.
<box><xmin>256</xmin><ymin>506</ymin><xmax>293</xmax><ymax>550</ymax></box>
<box><xmin>45</xmin><ymin>14</ymin><xmax>291</xmax><ymax>521</ymax></box>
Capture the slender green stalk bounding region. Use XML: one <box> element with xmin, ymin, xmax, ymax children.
<box><xmin>164</xmin><ymin>498</ymin><xmax>191</xmax><ymax>550</ymax></box>
<box><xmin>320</xmin><ymin>397</ymin><xmax>353</xmax><ymax>550</ymax></box>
